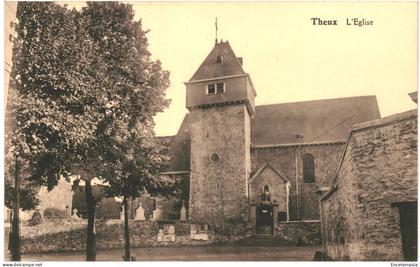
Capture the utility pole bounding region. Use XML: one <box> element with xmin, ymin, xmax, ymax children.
<box><xmin>11</xmin><ymin>156</ymin><xmax>21</xmax><ymax>261</ymax></box>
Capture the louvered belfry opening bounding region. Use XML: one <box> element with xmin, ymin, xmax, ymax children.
<box><xmin>216</xmin><ymin>82</ymin><xmax>224</xmax><ymax>93</ymax></box>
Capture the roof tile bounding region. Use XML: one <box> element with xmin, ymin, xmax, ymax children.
<box><xmin>189</xmin><ymin>41</ymin><xmax>245</xmax><ymax>81</ymax></box>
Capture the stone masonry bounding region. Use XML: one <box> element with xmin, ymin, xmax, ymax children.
<box><xmin>189</xmin><ymin>104</ymin><xmax>250</xmax><ymax>226</ymax></box>
<box><xmin>249</xmin><ymin>165</ymin><xmax>289</xmax><ymax>215</ymax></box>
<box><xmin>20</xmin><ymin>219</ymin><xmax>254</xmax><ymax>254</ymax></box>
<box><xmin>251</xmin><ymin>142</ymin><xmax>345</xmax><ymax>221</ymax></box>
<box><xmin>321</xmin><ymin>109</ymin><xmax>417</xmax><ymax>261</ymax></box>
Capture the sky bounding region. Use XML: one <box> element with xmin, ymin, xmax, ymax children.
<box><xmin>61</xmin><ymin>2</ymin><xmax>418</xmax><ymax>136</ymax></box>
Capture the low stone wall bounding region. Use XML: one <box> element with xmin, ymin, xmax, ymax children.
<box><xmin>274</xmin><ymin>221</ymin><xmax>321</xmax><ymax>245</ymax></box>
<box><xmin>21</xmin><ymin>219</ymin><xmax>253</xmax><ymax>254</ymax></box>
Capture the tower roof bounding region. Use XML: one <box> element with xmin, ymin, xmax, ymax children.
<box><xmin>189</xmin><ymin>40</ymin><xmax>246</xmax><ymax>82</ymax></box>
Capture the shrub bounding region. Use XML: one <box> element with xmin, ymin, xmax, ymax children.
<box><xmin>28</xmin><ymin>211</ymin><xmax>42</xmax><ymax>226</ymax></box>
<box><xmin>43</xmin><ymin>208</ymin><xmax>69</xmax><ymax>219</ymax></box>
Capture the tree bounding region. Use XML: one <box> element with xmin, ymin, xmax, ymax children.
<box><xmin>9</xmin><ymin>2</ymin><xmax>171</xmax><ymax>261</ymax></box>
<box><xmin>81</xmin><ymin>2</ymin><xmax>170</xmax><ymax>260</ymax></box>
<box><xmin>101</xmin><ymin>127</ymin><xmax>171</xmax><ymax>261</ymax></box>
<box><xmin>4</xmin><ymin>178</ymin><xmax>39</xmax><ymax>212</ymax></box>
<box><xmin>8</xmin><ymin>2</ymin><xmax>106</xmax><ymax>260</ymax></box>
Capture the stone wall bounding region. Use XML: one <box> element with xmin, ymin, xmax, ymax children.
<box><xmin>189</xmin><ymin>104</ymin><xmax>250</xmax><ymax>225</ymax></box>
<box><xmin>321</xmin><ymin>110</ymin><xmax>418</xmax><ymax>261</ymax></box>
<box><xmin>275</xmin><ymin>221</ymin><xmax>321</xmax><ymax>245</ymax></box>
<box><xmin>251</xmin><ymin>142</ymin><xmax>344</xmax><ymax>221</ymax></box>
<box><xmin>20</xmin><ymin>219</ymin><xmax>253</xmax><ymax>254</ymax></box>
<box><xmin>320</xmin><ymin>148</ymin><xmax>359</xmax><ymax>260</ymax></box>
<box><xmin>38</xmin><ymin>179</ymin><xmax>73</xmax><ymax>215</ymax></box>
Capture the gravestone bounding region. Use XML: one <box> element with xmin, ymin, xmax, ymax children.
<box><xmin>72</xmin><ymin>209</ymin><xmax>79</xmax><ymax>219</ymax></box>
<box><xmin>120</xmin><ymin>206</ymin><xmax>125</xmax><ymax>221</ymax></box>
<box><xmin>152</xmin><ymin>207</ymin><xmax>163</xmax><ymax>221</ymax></box>
<box><xmin>190</xmin><ymin>223</ymin><xmax>209</xmax><ymax>240</ymax></box>
<box><xmin>157</xmin><ymin>223</ymin><xmax>176</xmax><ymax>242</ymax></box>
<box><xmin>180</xmin><ymin>201</ymin><xmax>187</xmax><ymax>221</ymax></box>
<box><xmin>134</xmin><ymin>202</ymin><xmax>146</xmax><ymax>221</ymax></box>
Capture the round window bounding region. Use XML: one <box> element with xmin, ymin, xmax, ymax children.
<box><xmin>209</xmin><ymin>152</ymin><xmax>220</xmax><ymax>162</ymax></box>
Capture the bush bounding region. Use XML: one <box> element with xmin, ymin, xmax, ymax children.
<box><xmin>28</xmin><ymin>211</ymin><xmax>42</xmax><ymax>226</ymax></box>
<box><xmin>43</xmin><ymin>208</ymin><xmax>69</xmax><ymax>219</ymax></box>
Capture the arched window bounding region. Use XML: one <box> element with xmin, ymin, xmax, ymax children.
<box><xmin>261</xmin><ymin>184</ymin><xmax>271</xmax><ymax>201</ymax></box>
<box><xmin>303</xmin><ymin>153</ymin><xmax>315</xmax><ymax>183</ymax></box>
<box><xmin>263</xmin><ymin>185</ymin><xmax>269</xmax><ymax>193</ymax></box>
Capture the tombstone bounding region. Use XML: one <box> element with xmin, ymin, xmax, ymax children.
<box><xmin>120</xmin><ymin>206</ymin><xmax>125</xmax><ymax>221</ymax></box>
<box><xmin>180</xmin><ymin>201</ymin><xmax>187</xmax><ymax>221</ymax></box>
<box><xmin>190</xmin><ymin>223</ymin><xmax>209</xmax><ymax>241</ymax></box>
<box><xmin>8</xmin><ymin>209</ymin><xmax>13</xmax><ymax>223</ymax></box>
<box><xmin>152</xmin><ymin>207</ymin><xmax>163</xmax><ymax>221</ymax></box>
<box><xmin>29</xmin><ymin>211</ymin><xmax>42</xmax><ymax>225</ymax></box>
<box><xmin>157</xmin><ymin>229</ymin><xmax>164</xmax><ymax>241</ymax></box>
<box><xmin>134</xmin><ymin>202</ymin><xmax>146</xmax><ymax>221</ymax></box>
<box><xmin>72</xmin><ymin>209</ymin><xmax>79</xmax><ymax>219</ymax></box>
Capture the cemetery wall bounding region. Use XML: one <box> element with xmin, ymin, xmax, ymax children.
<box><xmin>20</xmin><ymin>219</ymin><xmax>251</xmax><ymax>254</ymax></box>
<box><xmin>274</xmin><ymin>221</ymin><xmax>321</xmax><ymax>245</ymax></box>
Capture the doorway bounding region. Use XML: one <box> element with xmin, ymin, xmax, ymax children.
<box><xmin>395</xmin><ymin>202</ymin><xmax>417</xmax><ymax>261</ymax></box>
<box><xmin>256</xmin><ymin>205</ymin><xmax>273</xmax><ymax>235</ymax></box>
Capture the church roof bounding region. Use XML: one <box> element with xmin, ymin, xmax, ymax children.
<box><xmin>161</xmin><ymin>95</ymin><xmax>381</xmax><ymax>172</ymax></box>
<box><xmin>251</xmin><ymin>95</ymin><xmax>381</xmax><ymax>146</ymax></box>
<box><xmin>158</xmin><ymin>114</ymin><xmax>191</xmax><ymax>172</ymax></box>
<box><xmin>189</xmin><ymin>41</ymin><xmax>246</xmax><ymax>82</ymax></box>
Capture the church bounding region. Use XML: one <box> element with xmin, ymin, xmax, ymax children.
<box><xmin>159</xmin><ymin>39</ymin><xmax>381</xmax><ymax>235</ymax></box>
<box><xmin>11</xmin><ymin>39</ymin><xmax>416</xmax><ymax>259</ymax></box>
<box><xmin>10</xmin><ymin>39</ymin><xmax>382</xmax><ymax>239</ymax></box>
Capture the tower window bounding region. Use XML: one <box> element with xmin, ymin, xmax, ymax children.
<box><xmin>207</xmin><ymin>84</ymin><xmax>216</xmax><ymax>94</ymax></box>
<box><xmin>207</xmin><ymin>82</ymin><xmax>225</xmax><ymax>95</ymax></box>
<box><xmin>303</xmin><ymin>153</ymin><xmax>315</xmax><ymax>183</ymax></box>
<box><xmin>216</xmin><ymin>82</ymin><xmax>224</xmax><ymax>93</ymax></box>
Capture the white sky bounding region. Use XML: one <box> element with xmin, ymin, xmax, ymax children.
<box><xmin>60</xmin><ymin>2</ymin><xmax>419</xmax><ymax>136</ymax></box>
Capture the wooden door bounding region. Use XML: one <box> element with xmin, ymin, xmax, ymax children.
<box><xmin>256</xmin><ymin>205</ymin><xmax>273</xmax><ymax>234</ymax></box>
<box><xmin>397</xmin><ymin>202</ymin><xmax>417</xmax><ymax>261</ymax></box>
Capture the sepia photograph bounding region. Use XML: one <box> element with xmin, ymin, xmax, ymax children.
<box><xmin>2</xmin><ymin>1</ymin><xmax>418</xmax><ymax>263</ymax></box>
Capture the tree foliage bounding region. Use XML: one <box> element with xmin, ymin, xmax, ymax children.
<box><xmin>4</xmin><ymin>179</ymin><xmax>39</xmax><ymax>211</ymax></box>
<box><xmin>80</xmin><ymin>2</ymin><xmax>171</xmax><ymax>199</ymax></box>
<box><xmin>80</xmin><ymin>3</ymin><xmax>171</xmax><ymax>260</ymax></box>
<box><xmin>8</xmin><ymin>2</ymin><xmax>107</xmax><ymax>187</ymax></box>
<box><xmin>7</xmin><ymin>1</ymin><xmax>172</xmax><ymax>261</ymax></box>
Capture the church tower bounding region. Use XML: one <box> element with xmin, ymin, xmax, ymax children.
<box><xmin>185</xmin><ymin>40</ymin><xmax>257</xmax><ymax>226</ymax></box>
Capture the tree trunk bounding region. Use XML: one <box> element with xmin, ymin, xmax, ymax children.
<box><xmin>123</xmin><ymin>196</ymin><xmax>131</xmax><ymax>261</ymax></box>
<box><xmin>85</xmin><ymin>180</ymin><xmax>96</xmax><ymax>261</ymax></box>
<box><xmin>10</xmin><ymin>157</ymin><xmax>21</xmax><ymax>261</ymax></box>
